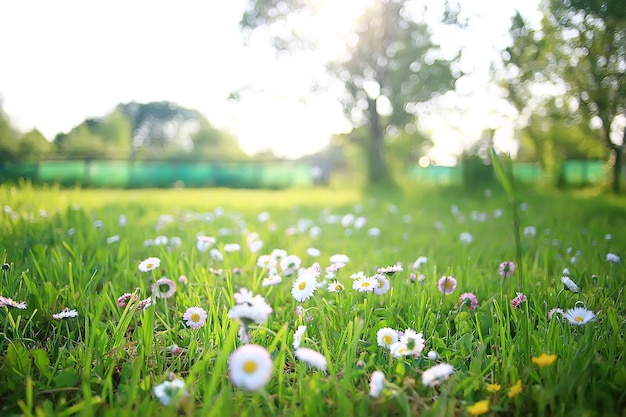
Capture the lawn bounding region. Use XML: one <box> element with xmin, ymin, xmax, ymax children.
<box><xmin>0</xmin><ymin>181</ymin><xmax>625</xmax><ymax>417</ymax></box>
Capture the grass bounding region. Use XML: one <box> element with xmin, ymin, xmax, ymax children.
<box><xmin>0</xmin><ymin>181</ymin><xmax>625</xmax><ymax>417</ymax></box>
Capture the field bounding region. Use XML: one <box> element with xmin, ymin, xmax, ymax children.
<box><xmin>0</xmin><ymin>182</ymin><xmax>625</xmax><ymax>417</ymax></box>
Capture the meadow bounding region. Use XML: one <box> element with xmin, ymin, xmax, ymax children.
<box><xmin>0</xmin><ymin>181</ymin><xmax>625</xmax><ymax>417</ymax></box>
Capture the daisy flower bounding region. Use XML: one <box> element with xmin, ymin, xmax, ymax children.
<box><xmin>459</xmin><ymin>292</ymin><xmax>478</xmax><ymax>310</ymax></box>
<box><xmin>52</xmin><ymin>308</ymin><xmax>78</xmax><ymax>320</ymax></box>
<box><xmin>350</xmin><ymin>271</ymin><xmax>367</xmax><ymax>280</ymax></box>
<box><xmin>606</xmin><ymin>253</ymin><xmax>620</xmax><ymax>263</ymax></box>
<box><xmin>523</xmin><ymin>226</ymin><xmax>536</xmax><ymax>237</ymax></box>
<box><xmin>548</xmin><ymin>307</ymin><xmax>564</xmax><ymax>321</ymax></box>
<box><xmin>248</xmin><ymin>239</ymin><xmax>263</xmax><ymax>253</ymax></box>
<box><xmin>256</xmin><ymin>254</ymin><xmax>276</xmax><ymax>270</ymax></box>
<box><xmin>152</xmin><ymin>277</ymin><xmax>176</xmax><ymax>299</ymax></box>
<box><xmin>295</xmin><ymin>347</ymin><xmax>327</xmax><ymax>371</ymax></box>
<box><xmin>412</xmin><ymin>256</ymin><xmax>428</xmax><ymax>270</ymax></box>
<box><xmin>138</xmin><ymin>257</ymin><xmax>160</xmax><ymax>272</ymax></box>
<box><xmin>498</xmin><ymin>261</ymin><xmax>515</xmax><ymax>278</ymax></box>
<box><xmin>224</xmin><ymin>243</ymin><xmax>241</xmax><ymax>253</ymax></box>
<box><xmin>437</xmin><ymin>276</ymin><xmax>457</xmax><ymax>295</ymax></box>
<box><xmin>563</xmin><ymin>307</ymin><xmax>595</xmax><ymax>325</ymax></box>
<box><xmin>229</xmin><ymin>291</ymin><xmax>273</xmax><ymax>325</ymax></box>
<box><xmin>459</xmin><ymin>232</ymin><xmax>473</xmax><ymax>244</ymax></box>
<box><xmin>136</xmin><ymin>297</ymin><xmax>153</xmax><ymax>310</ymax></box>
<box><xmin>229</xmin><ymin>344</ymin><xmax>273</xmax><ymax>391</ymax></box>
<box><xmin>560</xmin><ymin>276</ymin><xmax>579</xmax><ymax>293</ymax></box>
<box><xmin>377</xmin><ymin>265</ymin><xmax>403</xmax><ymax>275</ymax></box>
<box><xmin>327</xmin><ymin>281</ymin><xmax>345</xmax><ymax>293</ymax></box>
<box><xmin>421</xmin><ymin>363</ymin><xmax>454</xmax><ymax>387</ymax></box>
<box><xmin>427</xmin><ymin>350</ymin><xmax>438</xmax><ymax>360</ymax></box>
<box><xmin>183</xmin><ymin>307</ymin><xmax>208</xmax><ymax>329</ymax></box>
<box><xmin>153</xmin><ymin>378</ymin><xmax>188</xmax><ymax>406</ymax></box>
<box><xmin>209</xmin><ymin>248</ymin><xmax>223</xmax><ymax>261</ymax></box>
<box><xmin>262</xmin><ymin>274</ymin><xmax>282</xmax><ymax>287</ymax></box>
<box><xmin>293</xmin><ymin>325</ymin><xmax>307</xmax><ymax>349</ymax></box>
<box><xmin>270</xmin><ymin>248</ymin><xmax>288</xmax><ymax>263</ymax></box>
<box><xmin>329</xmin><ymin>254</ymin><xmax>350</xmax><ymax>264</ymax></box>
<box><xmin>400</xmin><ymin>328</ymin><xmax>425</xmax><ymax>354</ymax></box>
<box><xmin>196</xmin><ymin>236</ymin><xmax>216</xmax><ymax>252</ymax></box>
<box><xmin>352</xmin><ymin>276</ymin><xmax>378</xmax><ymax>292</ymax></box>
<box><xmin>373</xmin><ymin>274</ymin><xmax>390</xmax><ymax>295</ymax></box>
<box><xmin>369</xmin><ymin>371</ymin><xmax>385</xmax><ymax>398</ymax></box>
<box><xmin>306</xmin><ymin>247</ymin><xmax>321</xmax><ymax>257</ymax></box>
<box><xmin>0</xmin><ymin>296</ymin><xmax>27</xmax><ymax>309</ymax></box>
<box><xmin>291</xmin><ymin>274</ymin><xmax>318</xmax><ymax>302</ymax></box>
<box><xmin>280</xmin><ymin>254</ymin><xmax>302</xmax><ymax>276</ymax></box>
<box><xmin>376</xmin><ymin>327</ymin><xmax>399</xmax><ymax>349</ymax></box>
<box><xmin>511</xmin><ymin>292</ymin><xmax>527</xmax><ymax>309</ymax></box>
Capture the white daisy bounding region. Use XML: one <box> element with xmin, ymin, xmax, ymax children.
<box><xmin>138</xmin><ymin>257</ymin><xmax>160</xmax><ymax>272</ymax></box>
<box><xmin>183</xmin><ymin>306</ymin><xmax>208</xmax><ymax>329</ymax></box>
<box><xmin>326</xmin><ymin>281</ymin><xmax>345</xmax><ymax>293</ymax></box>
<box><xmin>369</xmin><ymin>371</ymin><xmax>385</xmax><ymax>398</ymax></box>
<box><xmin>427</xmin><ymin>350</ymin><xmax>438</xmax><ymax>360</ymax></box>
<box><xmin>106</xmin><ymin>235</ymin><xmax>120</xmax><ymax>244</ymax></box>
<box><xmin>52</xmin><ymin>308</ymin><xmax>78</xmax><ymax>320</ymax></box>
<box><xmin>389</xmin><ymin>342</ymin><xmax>411</xmax><ymax>358</ymax></box>
<box><xmin>373</xmin><ymin>274</ymin><xmax>390</xmax><ymax>295</ymax></box>
<box><xmin>306</xmin><ymin>247</ymin><xmax>321</xmax><ymax>257</ymax></box>
<box><xmin>152</xmin><ymin>277</ymin><xmax>177</xmax><ymax>299</ymax></box>
<box><xmin>248</xmin><ymin>239</ymin><xmax>263</xmax><ymax>253</ymax></box>
<box><xmin>229</xmin><ymin>344</ymin><xmax>273</xmax><ymax>391</ymax></box>
<box><xmin>270</xmin><ymin>249</ymin><xmax>288</xmax><ymax>263</ymax></box>
<box><xmin>228</xmin><ymin>295</ymin><xmax>273</xmax><ymax>325</ymax></box>
<box><xmin>459</xmin><ymin>232</ymin><xmax>473</xmax><ymax>244</ymax></box>
<box><xmin>421</xmin><ymin>363</ymin><xmax>454</xmax><ymax>387</ymax></box>
<box><xmin>606</xmin><ymin>253</ymin><xmax>621</xmax><ymax>263</ymax></box>
<box><xmin>0</xmin><ymin>296</ymin><xmax>27</xmax><ymax>309</ymax></box>
<box><xmin>291</xmin><ymin>274</ymin><xmax>318</xmax><ymax>302</ymax></box>
<box><xmin>563</xmin><ymin>307</ymin><xmax>595</xmax><ymax>325</ymax></box>
<box><xmin>224</xmin><ymin>243</ymin><xmax>241</xmax><ymax>253</ymax></box>
<box><xmin>330</xmin><ymin>254</ymin><xmax>350</xmax><ymax>264</ymax></box>
<box><xmin>295</xmin><ymin>348</ymin><xmax>327</xmax><ymax>371</ymax></box>
<box><xmin>280</xmin><ymin>255</ymin><xmax>302</xmax><ymax>276</ymax></box>
<box><xmin>560</xmin><ymin>276</ymin><xmax>579</xmax><ymax>293</ymax></box>
<box><xmin>262</xmin><ymin>274</ymin><xmax>283</xmax><ymax>287</ymax></box>
<box><xmin>400</xmin><ymin>328</ymin><xmax>425</xmax><ymax>354</ymax></box>
<box><xmin>352</xmin><ymin>276</ymin><xmax>378</xmax><ymax>292</ymax></box>
<box><xmin>350</xmin><ymin>271</ymin><xmax>367</xmax><ymax>280</ymax></box>
<box><xmin>376</xmin><ymin>327</ymin><xmax>399</xmax><ymax>349</ymax></box>
<box><xmin>256</xmin><ymin>254</ymin><xmax>276</xmax><ymax>270</ymax></box>
<box><xmin>209</xmin><ymin>248</ymin><xmax>223</xmax><ymax>261</ymax></box>
<box><xmin>412</xmin><ymin>256</ymin><xmax>428</xmax><ymax>270</ymax></box>
<box><xmin>153</xmin><ymin>378</ymin><xmax>188</xmax><ymax>406</ymax></box>
<box><xmin>293</xmin><ymin>325</ymin><xmax>307</xmax><ymax>349</ymax></box>
<box><xmin>377</xmin><ymin>265</ymin><xmax>403</xmax><ymax>275</ymax></box>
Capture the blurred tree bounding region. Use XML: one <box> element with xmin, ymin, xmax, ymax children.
<box><xmin>17</xmin><ymin>129</ymin><xmax>54</xmax><ymax>162</ymax></box>
<box><xmin>96</xmin><ymin>109</ymin><xmax>133</xmax><ymax>158</ymax></box>
<box><xmin>55</xmin><ymin>123</ymin><xmax>106</xmax><ymax>159</ymax></box>
<box><xmin>503</xmin><ymin>1</ymin><xmax>626</xmax><ymax>192</ymax></box>
<box><xmin>190</xmin><ymin>118</ymin><xmax>248</xmax><ymax>160</ymax></box>
<box><xmin>240</xmin><ymin>0</ymin><xmax>458</xmax><ymax>184</ymax></box>
<box><xmin>0</xmin><ymin>103</ymin><xmax>19</xmax><ymax>162</ymax></box>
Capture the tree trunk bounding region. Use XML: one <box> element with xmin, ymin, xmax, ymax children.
<box><xmin>367</xmin><ymin>97</ymin><xmax>388</xmax><ymax>184</ymax></box>
<box><xmin>609</xmin><ymin>125</ymin><xmax>625</xmax><ymax>194</ymax></box>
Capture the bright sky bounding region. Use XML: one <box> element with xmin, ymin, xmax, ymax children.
<box><xmin>0</xmin><ymin>0</ymin><xmax>541</xmax><ymax>163</ymax></box>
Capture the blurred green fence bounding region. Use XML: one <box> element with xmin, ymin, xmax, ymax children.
<box><xmin>409</xmin><ymin>160</ymin><xmax>608</xmax><ymax>185</ymax></box>
<box><xmin>0</xmin><ymin>160</ymin><xmax>315</xmax><ymax>188</ymax></box>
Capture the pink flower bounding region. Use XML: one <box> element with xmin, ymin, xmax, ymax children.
<box><xmin>437</xmin><ymin>276</ymin><xmax>457</xmax><ymax>295</ymax></box>
<box><xmin>459</xmin><ymin>292</ymin><xmax>478</xmax><ymax>310</ymax></box>
<box><xmin>548</xmin><ymin>307</ymin><xmax>563</xmax><ymax>321</ymax></box>
<box><xmin>498</xmin><ymin>261</ymin><xmax>515</xmax><ymax>278</ymax></box>
<box><xmin>511</xmin><ymin>292</ymin><xmax>527</xmax><ymax>309</ymax></box>
<box><xmin>178</xmin><ymin>275</ymin><xmax>188</xmax><ymax>284</ymax></box>
<box><xmin>117</xmin><ymin>293</ymin><xmax>139</xmax><ymax>308</ymax></box>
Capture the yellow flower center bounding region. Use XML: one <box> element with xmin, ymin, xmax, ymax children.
<box><xmin>362</xmin><ymin>282</ymin><xmax>370</xmax><ymax>287</ymax></box>
<box><xmin>146</xmin><ymin>263</ymin><xmax>154</xmax><ymax>269</ymax></box>
<box><xmin>191</xmin><ymin>313</ymin><xmax>200</xmax><ymax>322</ymax></box>
<box><xmin>445</xmin><ymin>281</ymin><xmax>452</xmax><ymax>289</ymax></box>
<box><xmin>574</xmin><ymin>316</ymin><xmax>584</xmax><ymax>322</ymax></box>
<box><xmin>376</xmin><ymin>279</ymin><xmax>382</xmax><ymax>288</ymax></box>
<box><xmin>382</xmin><ymin>335</ymin><xmax>392</xmax><ymax>345</ymax></box>
<box><xmin>298</xmin><ymin>281</ymin><xmax>307</xmax><ymax>290</ymax></box>
<box><xmin>243</xmin><ymin>359</ymin><xmax>257</xmax><ymax>374</ymax></box>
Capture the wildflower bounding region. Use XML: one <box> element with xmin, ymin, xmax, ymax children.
<box><xmin>270</xmin><ymin>248</ymin><xmax>287</xmax><ymax>263</ymax></box>
<box><xmin>170</xmin><ymin>345</ymin><xmax>182</xmax><ymax>355</ymax></box>
<box><xmin>376</xmin><ymin>327</ymin><xmax>399</xmax><ymax>349</ymax></box>
<box><xmin>377</xmin><ymin>265</ymin><xmax>403</xmax><ymax>275</ymax></box>
<box><xmin>400</xmin><ymin>328</ymin><xmax>425</xmax><ymax>355</ymax></box>
<box><xmin>563</xmin><ymin>307</ymin><xmax>595</xmax><ymax>325</ymax></box>
<box><xmin>280</xmin><ymin>255</ymin><xmax>302</xmax><ymax>276</ymax></box>
<box><xmin>560</xmin><ymin>276</ymin><xmax>579</xmax><ymax>293</ymax></box>
<box><xmin>136</xmin><ymin>297</ymin><xmax>153</xmax><ymax>310</ymax></box>
<box><xmin>118</xmin><ymin>214</ymin><xmax>127</xmax><ymax>226</ymax></box>
<box><xmin>178</xmin><ymin>275</ymin><xmax>188</xmax><ymax>284</ymax></box>
<box><xmin>291</xmin><ymin>274</ymin><xmax>318</xmax><ymax>302</ymax></box>
<box><xmin>293</xmin><ymin>325</ymin><xmax>306</xmax><ymax>349</ymax></box>
<box><xmin>548</xmin><ymin>307</ymin><xmax>564</xmax><ymax>321</ymax></box>
<box><xmin>606</xmin><ymin>253</ymin><xmax>621</xmax><ymax>263</ymax></box>
<box><xmin>437</xmin><ymin>276</ymin><xmax>457</xmax><ymax>295</ymax></box>
<box><xmin>352</xmin><ymin>276</ymin><xmax>378</xmax><ymax>293</ymax></box>
<box><xmin>427</xmin><ymin>350</ymin><xmax>438</xmax><ymax>361</ymax></box>
<box><xmin>117</xmin><ymin>293</ymin><xmax>139</xmax><ymax>308</ymax></box>
<box><xmin>138</xmin><ymin>257</ymin><xmax>160</xmax><ymax>272</ymax></box>
<box><xmin>93</xmin><ymin>220</ymin><xmax>103</xmax><ymax>229</ymax></box>
<box><xmin>523</xmin><ymin>226</ymin><xmax>536</xmax><ymax>237</ymax></box>
<box><xmin>153</xmin><ymin>378</ymin><xmax>188</xmax><ymax>406</ymax></box>
<box><xmin>229</xmin><ymin>344</ymin><xmax>273</xmax><ymax>391</ymax></box>
<box><xmin>605</xmin><ymin>233</ymin><xmax>612</xmax><ymax>241</ymax></box>
<box><xmin>562</xmin><ymin>268</ymin><xmax>570</xmax><ymax>276</ymax></box>
<box><xmin>373</xmin><ymin>274</ymin><xmax>390</xmax><ymax>295</ymax></box>
<box><xmin>511</xmin><ymin>292</ymin><xmax>527</xmax><ymax>309</ymax></box>
<box><xmin>485</xmin><ymin>383</ymin><xmax>501</xmax><ymax>393</ymax></box>
<box><xmin>508</xmin><ymin>379</ymin><xmax>523</xmax><ymax>398</ymax></box>
<box><xmin>412</xmin><ymin>256</ymin><xmax>428</xmax><ymax>270</ymax></box>
<box><xmin>367</xmin><ymin>227</ymin><xmax>381</xmax><ymax>236</ymax></box>
<box><xmin>152</xmin><ymin>277</ymin><xmax>176</xmax><ymax>299</ymax></box>
<box><xmin>466</xmin><ymin>400</ymin><xmax>490</xmax><ymax>416</ymax></box>
<box><xmin>498</xmin><ymin>261</ymin><xmax>515</xmax><ymax>278</ymax></box>
<box><xmin>262</xmin><ymin>274</ymin><xmax>282</xmax><ymax>287</ymax></box>
<box><xmin>257</xmin><ymin>211</ymin><xmax>270</xmax><ymax>222</ymax></box>
<box><xmin>238</xmin><ymin>324</ymin><xmax>251</xmax><ymax>344</ymax></box>
<box><xmin>532</xmin><ymin>353</ymin><xmax>557</xmax><ymax>367</ymax></box>
<box><xmin>350</xmin><ymin>271</ymin><xmax>367</xmax><ymax>280</ymax></box>
<box><xmin>459</xmin><ymin>292</ymin><xmax>478</xmax><ymax>310</ymax></box>
<box><xmin>307</xmin><ymin>247</ymin><xmax>321</xmax><ymax>257</ymax></box>
<box><xmin>183</xmin><ymin>307</ymin><xmax>208</xmax><ymax>329</ymax></box>
<box><xmin>107</xmin><ymin>235</ymin><xmax>120</xmax><ymax>244</ymax></box>
<box><xmin>459</xmin><ymin>232</ymin><xmax>473</xmax><ymax>244</ymax></box>
<box><xmin>229</xmin><ymin>289</ymin><xmax>273</xmax><ymax>325</ymax></box>
<box><xmin>248</xmin><ymin>239</ymin><xmax>263</xmax><ymax>253</ymax></box>
<box><xmin>330</xmin><ymin>254</ymin><xmax>350</xmax><ymax>264</ymax></box>
<box><xmin>369</xmin><ymin>371</ymin><xmax>385</xmax><ymax>398</ymax></box>
<box><xmin>209</xmin><ymin>248</ymin><xmax>223</xmax><ymax>261</ymax></box>
<box><xmin>421</xmin><ymin>363</ymin><xmax>454</xmax><ymax>387</ymax></box>
<box><xmin>295</xmin><ymin>347</ymin><xmax>327</xmax><ymax>371</ymax></box>
<box><xmin>0</xmin><ymin>296</ymin><xmax>27</xmax><ymax>309</ymax></box>
<box><xmin>155</xmin><ymin>236</ymin><xmax>168</xmax><ymax>246</ymax></box>
<box><xmin>52</xmin><ymin>308</ymin><xmax>78</xmax><ymax>320</ymax></box>
<box><xmin>354</xmin><ymin>216</ymin><xmax>366</xmax><ymax>229</ymax></box>
<box><xmin>224</xmin><ymin>243</ymin><xmax>241</xmax><ymax>253</ymax></box>
<box><xmin>327</xmin><ymin>281</ymin><xmax>345</xmax><ymax>293</ymax></box>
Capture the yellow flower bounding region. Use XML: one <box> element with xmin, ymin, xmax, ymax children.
<box><xmin>532</xmin><ymin>353</ymin><xmax>557</xmax><ymax>367</ymax></box>
<box><xmin>508</xmin><ymin>379</ymin><xmax>523</xmax><ymax>398</ymax></box>
<box><xmin>485</xmin><ymin>383</ymin><xmax>501</xmax><ymax>393</ymax></box>
<box><xmin>466</xmin><ymin>399</ymin><xmax>490</xmax><ymax>416</ymax></box>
